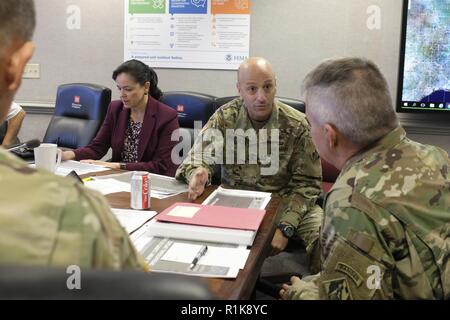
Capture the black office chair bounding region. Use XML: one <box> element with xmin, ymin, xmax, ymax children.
<box><xmin>214</xmin><ymin>95</ymin><xmax>238</xmax><ymax>111</ymax></box>
<box><xmin>0</xmin><ymin>266</ymin><xmax>214</xmax><ymax>300</ymax></box>
<box><xmin>43</xmin><ymin>83</ymin><xmax>111</xmax><ymax>149</ymax></box>
<box><xmin>276</xmin><ymin>96</ymin><xmax>306</xmax><ymax>113</ymax></box>
<box><xmin>0</xmin><ymin>121</ymin><xmax>9</xmax><ymax>145</ymax></box>
<box><xmin>214</xmin><ymin>96</ymin><xmax>305</xmax><ymax>113</ymax></box>
<box><xmin>160</xmin><ymin>91</ymin><xmax>216</xmax><ymax>164</ymax></box>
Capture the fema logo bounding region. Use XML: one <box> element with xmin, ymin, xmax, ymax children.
<box><xmin>225</xmin><ymin>54</ymin><xmax>233</xmax><ymax>62</ymax></box>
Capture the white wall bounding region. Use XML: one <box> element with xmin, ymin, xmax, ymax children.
<box><xmin>17</xmin><ymin>0</ymin><xmax>404</xmax><ymax>102</ymax></box>
<box><xmin>16</xmin><ymin>0</ymin><xmax>450</xmax><ymax>153</ymax></box>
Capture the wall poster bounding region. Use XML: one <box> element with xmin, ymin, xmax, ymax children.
<box><xmin>124</xmin><ymin>0</ymin><xmax>251</xmax><ymax>70</ymax></box>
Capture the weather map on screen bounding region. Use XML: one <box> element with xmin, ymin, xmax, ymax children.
<box><xmin>397</xmin><ymin>0</ymin><xmax>450</xmax><ymax>112</ymax></box>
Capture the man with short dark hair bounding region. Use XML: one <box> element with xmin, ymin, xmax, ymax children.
<box><xmin>0</xmin><ymin>0</ymin><xmax>146</xmax><ymax>270</ymax></box>
<box><xmin>281</xmin><ymin>57</ymin><xmax>449</xmax><ymax>300</ymax></box>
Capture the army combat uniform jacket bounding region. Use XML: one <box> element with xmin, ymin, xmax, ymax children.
<box><xmin>0</xmin><ymin>150</ymin><xmax>147</xmax><ymax>271</ymax></box>
<box><xmin>288</xmin><ymin>127</ymin><xmax>449</xmax><ymax>300</ymax></box>
<box><xmin>176</xmin><ymin>98</ymin><xmax>323</xmax><ymax>253</ymax></box>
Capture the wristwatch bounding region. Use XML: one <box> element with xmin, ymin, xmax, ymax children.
<box><xmin>277</xmin><ymin>222</ymin><xmax>295</xmax><ymax>238</ymax></box>
<box><xmin>120</xmin><ymin>163</ymin><xmax>127</xmax><ymax>170</ymax></box>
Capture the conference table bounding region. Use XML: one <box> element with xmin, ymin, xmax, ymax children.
<box><xmin>83</xmin><ymin>170</ymin><xmax>281</xmax><ymax>300</ymax></box>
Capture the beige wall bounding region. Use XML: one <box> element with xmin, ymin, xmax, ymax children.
<box><xmin>15</xmin><ymin>0</ymin><xmax>450</xmax><ymax>153</ymax></box>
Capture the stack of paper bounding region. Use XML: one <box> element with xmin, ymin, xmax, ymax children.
<box><xmin>127</xmin><ymin>187</ymin><xmax>273</xmax><ymax>278</ymax></box>
<box><xmin>146</xmin><ymin>219</ymin><xmax>256</xmax><ymax>246</ymax></box>
<box><xmin>55</xmin><ymin>160</ymin><xmax>110</xmax><ymax>176</ymax></box>
<box><xmin>202</xmin><ymin>186</ymin><xmax>271</xmax><ymax>210</ymax></box>
<box><xmin>84</xmin><ymin>178</ymin><xmax>131</xmax><ymax>195</ymax></box>
<box><xmin>147</xmin><ymin>201</ymin><xmax>266</xmax><ymax>246</ymax></box>
<box><xmin>156</xmin><ymin>241</ymin><xmax>250</xmax><ymax>278</ymax></box>
<box><xmin>130</xmin><ymin>229</ymin><xmax>249</xmax><ymax>278</ymax></box>
<box><xmin>93</xmin><ymin>171</ymin><xmax>188</xmax><ymax>199</ymax></box>
<box><xmin>111</xmin><ymin>208</ymin><xmax>157</xmax><ymax>234</ymax></box>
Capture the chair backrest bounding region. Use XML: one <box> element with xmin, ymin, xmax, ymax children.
<box><xmin>321</xmin><ymin>158</ymin><xmax>340</xmax><ymax>193</ymax></box>
<box><xmin>0</xmin><ymin>266</ymin><xmax>214</xmax><ymax>300</ymax></box>
<box><xmin>43</xmin><ymin>83</ymin><xmax>111</xmax><ymax>149</ymax></box>
<box><xmin>214</xmin><ymin>96</ymin><xmax>238</xmax><ymax>110</ymax></box>
<box><xmin>0</xmin><ymin>121</ymin><xmax>21</xmax><ymax>146</ymax></box>
<box><xmin>0</xmin><ymin>121</ymin><xmax>8</xmax><ymax>145</ymax></box>
<box><xmin>160</xmin><ymin>91</ymin><xmax>216</xmax><ymax>128</ymax></box>
<box><xmin>276</xmin><ymin>96</ymin><xmax>306</xmax><ymax>113</ymax></box>
<box><xmin>160</xmin><ymin>91</ymin><xmax>216</xmax><ymax>162</ymax></box>
<box><xmin>214</xmin><ymin>96</ymin><xmax>306</xmax><ymax>113</ymax></box>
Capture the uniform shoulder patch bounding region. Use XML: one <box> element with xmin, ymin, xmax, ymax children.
<box><xmin>322</xmin><ymin>277</ymin><xmax>353</xmax><ymax>300</ymax></box>
<box><xmin>335</xmin><ymin>262</ymin><xmax>363</xmax><ymax>287</ymax></box>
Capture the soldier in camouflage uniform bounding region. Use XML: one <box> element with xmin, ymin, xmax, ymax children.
<box><xmin>176</xmin><ymin>57</ymin><xmax>323</xmax><ymax>263</ymax></box>
<box><xmin>280</xmin><ymin>57</ymin><xmax>449</xmax><ymax>299</ymax></box>
<box><xmin>0</xmin><ymin>0</ymin><xmax>146</xmax><ymax>271</ymax></box>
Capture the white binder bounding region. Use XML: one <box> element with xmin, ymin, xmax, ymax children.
<box><xmin>146</xmin><ymin>219</ymin><xmax>256</xmax><ymax>246</ymax></box>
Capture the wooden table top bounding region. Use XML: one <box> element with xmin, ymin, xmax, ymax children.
<box><xmin>87</xmin><ymin>170</ymin><xmax>281</xmax><ymax>300</ymax></box>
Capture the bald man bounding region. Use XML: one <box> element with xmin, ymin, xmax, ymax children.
<box><xmin>176</xmin><ymin>57</ymin><xmax>323</xmax><ymax>264</ymax></box>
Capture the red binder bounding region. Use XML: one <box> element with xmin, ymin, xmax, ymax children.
<box><xmin>155</xmin><ymin>202</ymin><xmax>266</xmax><ymax>231</ymax></box>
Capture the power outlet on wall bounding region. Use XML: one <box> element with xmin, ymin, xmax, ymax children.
<box><xmin>23</xmin><ymin>63</ymin><xmax>40</xmax><ymax>79</ymax></box>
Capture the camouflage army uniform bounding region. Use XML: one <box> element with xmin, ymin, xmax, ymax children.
<box><xmin>286</xmin><ymin>127</ymin><xmax>450</xmax><ymax>300</ymax></box>
<box><xmin>0</xmin><ymin>149</ymin><xmax>147</xmax><ymax>271</ymax></box>
<box><xmin>176</xmin><ymin>98</ymin><xmax>323</xmax><ymax>256</ymax></box>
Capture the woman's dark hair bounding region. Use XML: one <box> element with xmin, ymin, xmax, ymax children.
<box><xmin>112</xmin><ymin>59</ymin><xmax>163</xmax><ymax>100</ymax></box>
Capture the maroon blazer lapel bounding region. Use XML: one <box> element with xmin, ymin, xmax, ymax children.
<box><xmin>138</xmin><ymin>97</ymin><xmax>157</xmax><ymax>161</ymax></box>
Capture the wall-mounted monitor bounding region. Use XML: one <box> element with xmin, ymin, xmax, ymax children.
<box><xmin>396</xmin><ymin>0</ymin><xmax>450</xmax><ymax>113</ymax></box>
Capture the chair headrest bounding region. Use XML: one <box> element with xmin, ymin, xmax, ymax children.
<box><xmin>0</xmin><ymin>266</ymin><xmax>214</xmax><ymax>300</ymax></box>
<box><xmin>54</xmin><ymin>83</ymin><xmax>111</xmax><ymax>120</ymax></box>
<box><xmin>160</xmin><ymin>91</ymin><xmax>216</xmax><ymax>128</ymax></box>
<box><xmin>214</xmin><ymin>96</ymin><xmax>306</xmax><ymax>113</ymax></box>
<box><xmin>214</xmin><ymin>96</ymin><xmax>239</xmax><ymax>110</ymax></box>
<box><xmin>276</xmin><ymin>97</ymin><xmax>305</xmax><ymax>113</ymax></box>
<box><xmin>321</xmin><ymin>158</ymin><xmax>340</xmax><ymax>182</ymax></box>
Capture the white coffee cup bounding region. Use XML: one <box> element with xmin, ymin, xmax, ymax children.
<box><xmin>34</xmin><ymin>143</ymin><xmax>62</xmax><ymax>172</ymax></box>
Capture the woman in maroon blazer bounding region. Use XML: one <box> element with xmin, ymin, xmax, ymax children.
<box><xmin>62</xmin><ymin>60</ymin><xmax>180</xmax><ymax>176</ymax></box>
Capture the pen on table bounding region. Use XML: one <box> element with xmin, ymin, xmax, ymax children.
<box><xmin>189</xmin><ymin>245</ymin><xmax>208</xmax><ymax>270</ymax></box>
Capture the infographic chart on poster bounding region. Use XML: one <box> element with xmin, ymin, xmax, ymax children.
<box><xmin>124</xmin><ymin>0</ymin><xmax>251</xmax><ymax>70</ymax></box>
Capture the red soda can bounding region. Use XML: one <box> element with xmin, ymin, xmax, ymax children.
<box><xmin>130</xmin><ymin>171</ymin><xmax>151</xmax><ymax>210</ymax></box>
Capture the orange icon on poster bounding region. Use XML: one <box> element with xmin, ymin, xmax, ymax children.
<box><xmin>211</xmin><ymin>0</ymin><xmax>251</xmax><ymax>15</ymax></box>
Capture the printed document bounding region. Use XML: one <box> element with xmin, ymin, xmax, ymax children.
<box><xmin>160</xmin><ymin>242</ymin><xmax>249</xmax><ymax>269</ymax></box>
<box><xmin>111</xmin><ymin>208</ymin><xmax>157</xmax><ymax>234</ymax></box>
<box><xmin>84</xmin><ymin>178</ymin><xmax>131</xmax><ymax>195</ymax></box>
<box><xmin>55</xmin><ymin>160</ymin><xmax>110</xmax><ymax>176</ymax></box>
<box><xmin>202</xmin><ymin>187</ymin><xmax>271</xmax><ymax>209</ymax></box>
<box><xmin>94</xmin><ymin>171</ymin><xmax>188</xmax><ymax>199</ymax></box>
<box><xmin>136</xmin><ymin>235</ymin><xmax>246</xmax><ymax>278</ymax></box>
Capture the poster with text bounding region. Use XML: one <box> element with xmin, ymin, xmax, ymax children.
<box><xmin>124</xmin><ymin>0</ymin><xmax>251</xmax><ymax>70</ymax></box>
